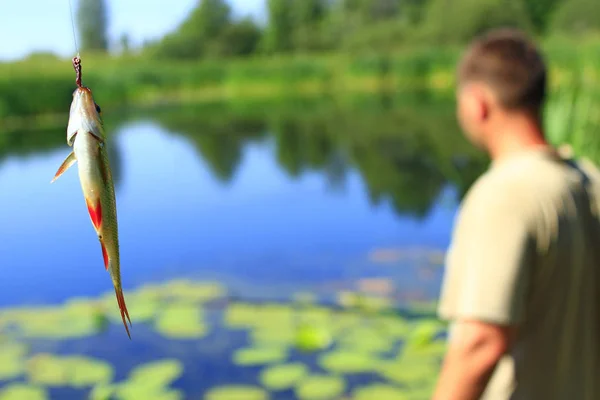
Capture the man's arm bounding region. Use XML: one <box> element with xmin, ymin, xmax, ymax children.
<box><xmin>432</xmin><ymin>320</ymin><xmax>516</xmax><ymax>400</ymax></box>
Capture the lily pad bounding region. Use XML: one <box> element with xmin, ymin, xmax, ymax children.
<box><xmin>114</xmin><ymin>383</ymin><xmax>183</xmax><ymax>400</ymax></box>
<box><xmin>89</xmin><ymin>384</ymin><xmax>117</xmax><ymax>400</ymax></box>
<box><xmin>113</xmin><ymin>359</ymin><xmax>185</xmax><ymax>400</ymax></box>
<box><xmin>204</xmin><ymin>385</ymin><xmax>269</xmax><ymax>400</ymax></box>
<box><xmin>224</xmin><ymin>303</ymin><xmax>260</xmax><ymax>329</ymax></box>
<box><xmin>0</xmin><ymin>342</ymin><xmax>28</xmax><ymax>380</ymax></box>
<box><xmin>373</xmin><ymin>315</ymin><xmax>411</xmax><ymax>338</ymax></box>
<box><xmin>352</xmin><ymin>384</ymin><xmax>409</xmax><ymax>400</ymax></box>
<box><xmin>337</xmin><ymin>326</ymin><xmax>395</xmax><ymax>354</ymax></box>
<box><xmin>0</xmin><ymin>383</ymin><xmax>47</xmax><ymax>400</ymax></box>
<box><xmin>259</xmin><ymin>363</ymin><xmax>308</xmax><ymax>390</ymax></box>
<box><xmin>329</xmin><ymin>312</ymin><xmax>362</xmax><ymax>335</ymax></box>
<box><xmin>250</xmin><ymin>325</ymin><xmax>296</xmax><ymax>346</ymax></box>
<box><xmin>295</xmin><ymin>375</ymin><xmax>346</xmax><ymax>400</ymax></box>
<box><xmin>318</xmin><ymin>351</ymin><xmax>379</xmax><ymax>374</ymax></box>
<box><xmin>377</xmin><ymin>357</ymin><xmax>439</xmax><ymax>388</ymax></box>
<box><xmin>0</xmin><ymin>300</ymin><xmax>103</xmax><ymax>339</ymax></box>
<box><xmin>26</xmin><ymin>354</ymin><xmax>113</xmax><ymax>387</ymax></box>
<box><xmin>404</xmin><ymin>319</ymin><xmax>446</xmax><ymax>350</ymax></box>
<box><xmin>161</xmin><ymin>280</ymin><xmax>226</xmax><ymax>303</ymax></box>
<box><xmin>154</xmin><ymin>303</ymin><xmax>207</xmax><ymax>339</ymax></box>
<box><xmin>233</xmin><ymin>346</ymin><xmax>288</xmax><ymax>366</ymax></box>
<box><xmin>295</xmin><ymin>324</ymin><xmax>332</xmax><ymax>352</ymax></box>
<box><xmin>127</xmin><ymin>359</ymin><xmax>184</xmax><ymax>387</ymax></box>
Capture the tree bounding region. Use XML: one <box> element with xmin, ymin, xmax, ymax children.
<box><xmin>291</xmin><ymin>0</ymin><xmax>329</xmax><ymax>51</ymax></box>
<box><xmin>261</xmin><ymin>0</ymin><xmax>295</xmax><ymax>53</ymax></box>
<box><xmin>76</xmin><ymin>0</ymin><xmax>109</xmax><ymax>52</ymax></box>
<box><xmin>550</xmin><ymin>0</ymin><xmax>600</xmax><ymax>35</ymax></box>
<box><xmin>179</xmin><ymin>0</ymin><xmax>231</xmax><ymax>40</ymax></box>
<box><xmin>147</xmin><ymin>0</ymin><xmax>232</xmax><ymax>59</ymax></box>
<box><xmin>214</xmin><ymin>18</ymin><xmax>263</xmax><ymax>57</ymax></box>
<box><xmin>522</xmin><ymin>0</ymin><xmax>563</xmax><ymax>34</ymax></box>
<box><xmin>119</xmin><ymin>33</ymin><xmax>130</xmax><ymax>54</ymax></box>
<box><xmin>421</xmin><ymin>0</ymin><xmax>532</xmax><ymax>44</ymax></box>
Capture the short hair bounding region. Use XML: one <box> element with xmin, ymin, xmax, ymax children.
<box><xmin>457</xmin><ymin>28</ymin><xmax>547</xmax><ymax>113</ymax></box>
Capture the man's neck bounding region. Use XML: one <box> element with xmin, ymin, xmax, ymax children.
<box><xmin>487</xmin><ymin>115</ymin><xmax>550</xmax><ymax>162</ymax></box>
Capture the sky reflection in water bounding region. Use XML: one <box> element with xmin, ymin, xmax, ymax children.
<box><xmin>0</xmin><ymin>107</ymin><xmax>471</xmax><ymax>308</ymax></box>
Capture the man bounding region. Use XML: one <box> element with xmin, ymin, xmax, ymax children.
<box><xmin>432</xmin><ymin>28</ymin><xmax>600</xmax><ymax>400</ymax></box>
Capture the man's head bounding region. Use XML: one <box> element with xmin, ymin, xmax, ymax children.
<box><xmin>455</xmin><ymin>28</ymin><xmax>547</xmax><ymax>149</ymax></box>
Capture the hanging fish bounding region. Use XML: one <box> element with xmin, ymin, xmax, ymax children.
<box><xmin>51</xmin><ymin>56</ymin><xmax>132</xmax><ymax>339</ymax></box>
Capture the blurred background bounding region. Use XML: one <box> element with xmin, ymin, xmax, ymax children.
<box><xmin>0</xmin><ymin>0</ymin><xmax>598</xmax><ymax>399</ymax></box>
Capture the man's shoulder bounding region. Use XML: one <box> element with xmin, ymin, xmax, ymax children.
<box><xmin>457</xmin><ymin>152</ymin><xmax>562</xmax><ymax>221</ymax></box>
<box><xmin>460</xmin><ymin>165</ymin><xmax>527</xmax><ymax>213</ymax></box>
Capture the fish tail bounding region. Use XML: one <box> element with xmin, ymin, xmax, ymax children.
<box><xmin>114</xmin><ymin>285</ymin><xmax>132</xmax><ymax>339</ymax></box>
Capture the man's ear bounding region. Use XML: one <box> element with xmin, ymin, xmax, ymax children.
<box><xmin>461</xmin><ymin>84</ymin><xmax>488</xmax><ymax>124</ymax></box>
<box><xmin>468</xmin><ymin>84</ymin><xmax>490</xmax><ymax>122</ymax></box>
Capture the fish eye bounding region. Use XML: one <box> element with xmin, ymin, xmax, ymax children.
<box><xmin>95</xmin><ymin>103</ymin><xmax>102</xmax><ymax>114</ymax></box>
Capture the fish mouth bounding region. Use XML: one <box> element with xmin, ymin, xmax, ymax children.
<box><xmin>67</xmin><ymin>87</ymin><xmax>105</xmax><ymax>145</ymax></box>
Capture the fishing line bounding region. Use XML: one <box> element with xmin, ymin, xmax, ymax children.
<box><xmin>68</xmin><ymin>0</ymin><xmax>80</xmax><ymax>58</ymax></box>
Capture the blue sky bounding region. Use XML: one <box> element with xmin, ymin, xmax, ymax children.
<box><xmin>0</xmin><ymin>0</ymin><xmax>265</xmax><ymax>61</ymax></box>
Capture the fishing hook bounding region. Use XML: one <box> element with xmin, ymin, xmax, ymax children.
<box><xmin>73</xmin><ymin>55</ymin><xmax>82</xmax><ymax>88</ymax></box>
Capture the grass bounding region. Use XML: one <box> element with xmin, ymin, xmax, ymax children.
<box><xmin>1</xmin><ymin>36</ymin><xmax>600</xmax><ymax>124</ymax></box>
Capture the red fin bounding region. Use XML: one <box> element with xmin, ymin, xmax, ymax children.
<box><xmin>101</xmin><ymin>241</ymin><xmax>109</xmax><ymax>270</ymax></box>
<box><xmin>51</xmin><ymin>151</ymin><xmax>76</xmax><ymax>183</ymax></box>
<box><xmin>86</xmin><ymin>198</ymin><xmax>102</xmax><ymax>230</ymax></box>
<box><xmin>114</xmin><ymin>288</ymin><xmax>132</xmax><ymax>339</ymax></box>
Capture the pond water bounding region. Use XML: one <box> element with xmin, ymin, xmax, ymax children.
<box><xmin>0</xmin><ymin>93</ymin><xmax>488</xmax><ymax>399</ymax></box>
<box><xmin>0</xmin><ymin>94</ymin><xmax>486</xmax><ymax>308</ymax></box>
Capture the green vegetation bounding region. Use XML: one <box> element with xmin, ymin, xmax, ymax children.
<box><xmin>352</xmin><ymin>384</ymin><xmax>408</xmax><ymax>400</ymax></box>
<box><xmin>76</xmin><ymin>0</ymin><xmax>109</xmax><ymax>52</ymax></box>
<box><xmin>0</xmin><ymin>39</ymin><xmax>599</xmax><ymax>124</ymax></box>
<box><xmin>294</xmin><ymin>374</ymin><xmax>346</xmax><ymax>400</ymax></box>
<box><xmin>204</xmin><ymin>385</ymin><xmax>270</xmax><ymax>400</ymax></box>
<box><xmin>0</xmin><ymin>342</ymin><xmax>28</xmax><ymax>380</ymax></box>
<box><xmin>26</xmin><ymin>354</ymin><xmax>113</xmax><ymax>387</ymax></box>
<box><xmin>0</xmin><ymin>275</ymin><xmax>450</xmax><ymax>399</ymax></box>
<box><xmin>1</xmin><ymin>1</ymin><xmax>599</xmax><ymax>171</ymax></box>
<box><xmin>232</xmin><ymin>346</ymin><xmax>289</xmax><ymax>366</ymax></box>
<box><xmin>0</xmin><ymin>384</ymin><xmax>48</xmax><ymax>400</ymax></box>
<box><xmin>259</xmin><ymin>363</ymin><xmax>309</xmax><ymax>390</ymax></box>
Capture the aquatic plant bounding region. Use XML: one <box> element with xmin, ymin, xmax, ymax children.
<box><xmin>352</xmin><ymin>383</ymin><xmax>408</xmax><ymax>400</ymax></box>
<box><xmin>154</xmin><ymin>302</ymin><xmax>207</xmax><ymax>339</ymax></box>
<box><xmin>377</xmin><ymin>356</ymin><xmax>439</xmax><ymax>389</ymax></box>
<box><xmin>232</xmin><ymin>346</ymin><xmax>288</xmax><ymax>366</ymax></box>
<box><xmin>371</xmin><ymin>315</ymin><xmax>411</xmax><ymax>338</ymax></box>
<box><xmin>0</xmin><ymin>300</ymin><xmax>103</xmax><ymax>339</ymax></box>
<box><xmin>0</xmin><ymin>383</ymin><xmax>48</xmax><ymax>400</ymax></box>
<box><xmin>336</xmin><ymin>325</ymin><xmax>396</xmax><ymax>354</ymax></box>
<box><xmin>223</xmin><ymin>303</ymin><xmax>262</xmax><ymax>329</ymax></box>
<box><xmin>204</xmin><ymin>385</ymin><xmax>270</xmax><ymax>400</ymax></box>
<box><xmin>294</xmin><ymin>374</ymin><xmax>346</xmax><ymax>400</ymax></box>
<box><xmin>403</xmin><ymin>319</ymin><xmax>446</xmax><ymax>352</ymax></box>
<box><xmin>259</xmin><ymin>363</ymin><xmax>309</xmax><ymax>391</ymax></box>
<box><xmin>159</xmin><ymin>280</ymin><xmax>227</xmax><ymax>303</ymax></box>
<box><xmin>127</xmin><ymin>359</ymin><xmax>183</xmax><ymax>387</ymax></box>
<box><xmin>318</xmin><ymin>350</ymin><xmax>380</xmax><ymax>374</ymax></box>
<box><xmin>0</xmin><ymin>278</ymin><xmax>453</xmax><ymax>399</ymax></box>
<box><xmin>95</xmin><ymin>359</ymin><xmax>184</xmax><ymax>400</ymax></box>
<box><xmin>26</xmin><ymin>353</ymin><xmax>114</xmax><ymax>387</ymax></box>
<box><xmin>294</xmin><ymin>323</ymin><xmax>332</xmax><ymax>352</ymax></box>
<box><xmin>0</xmin><ymin>342</ymin><xmax>28</xmax><ymax>380</ymax></box>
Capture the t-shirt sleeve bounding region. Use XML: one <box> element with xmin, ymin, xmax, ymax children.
<box><xmin>438</xmin><ymin>180</ymin><xmax>533</xmax><ymax>325</ymax></box>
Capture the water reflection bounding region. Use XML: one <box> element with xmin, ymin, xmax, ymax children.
<box><xmin>0</xmin><ymin>95</ymin><xmax>488</xmax><ymax>307</ymax></box>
